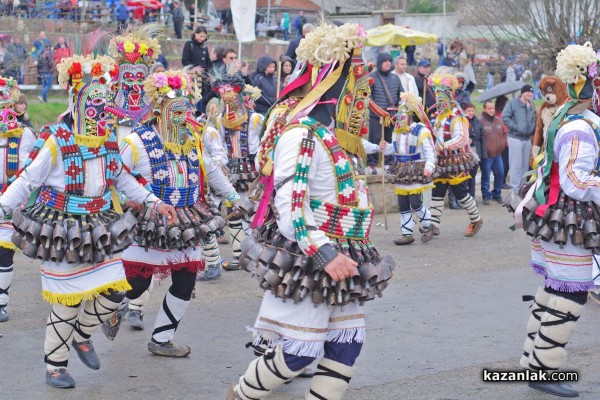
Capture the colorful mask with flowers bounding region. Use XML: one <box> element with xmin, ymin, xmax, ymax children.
<box><xmin>282</xmin><ymin>23</ymin><xmax>390</xmax><ymax>159</ymax></box>
<box><xmin>109</xmin><ymin>27</ymin><xmax>161</xmax><ymax>121</ymax></box>
<box><xmin>428</xmin><ymin>73</ymin><xmax>460</xmax><ymax>115</ymax></box>
<box><xmin>210</xmin><ymin>72</ymin><xmax>248</xmax><ymax>130</ymax></box>
<box><xmin>394</xmin><ymin>91</ymin><xmax>432</xmax><ymax>134</ymax></box>
<box><xmin>57</xmin><ymin>55</ymin><xmax>118</xmax><ymax>136</ymax></box>
<box><xmin>0</xmin><ymin>76</ymin><xmax>22</xmax><ymax>136</ymax></box>
<box><xmin>555</xmin><ymin>41</ymin><xmax>600</xmax><ymax>112</ymax></box>
<box><xmin>144</xmin><ymin>70</ymin><xmax>198</xmax><ymax>143</ymax></box>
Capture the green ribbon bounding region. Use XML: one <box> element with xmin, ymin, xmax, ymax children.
<box><xmin>534</xmin><ymin>99</ymin><xmax>578</xmax><ymax>205</ymax></box>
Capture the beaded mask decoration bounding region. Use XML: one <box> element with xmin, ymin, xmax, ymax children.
<box><xmin>108</xmin><ymin>25</ymin><xmax>162</xmax><ymax>121</ymax></box>
<box><xmin>144</xmin><ymin>70</ymin><xmax>197</xmax><ymax>143</ymax></box>
<box><xmin>281</xmin><ymin>23</ymin><xmax>383</xmax><ymax>158</ymax></box>
<box><xmin>0</xmin><ymin>76</ymin><xmax>22</xmax><ymax>136</ymax></box>
<box><xmin>57</xmin><ymin>55</ymin><xmax>119</xmax><ymax>136</ymax></box>
<box><xmin>394</xmin><ymin>91</ymin><xmax>432</xmax><ymax>134</ymax></box>
<box><xmin>0</xmin><ymin>76</ymin><xmax>19</xmax><ymax>111</ymax></box>
<box><xmin>210</xmin><ymin>71</ymin><xmax>248</xmax><ymax>129</ymax></box>
<box><xmin>428</xmin><ymin>73</ymin><xmax>460</xmax><ymax>114</ymax></box>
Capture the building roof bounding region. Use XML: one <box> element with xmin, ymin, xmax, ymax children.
<box><xmin>213</xmin><ymin>0</ymin><xmax>320</xmax><ymax>11</ymax></box>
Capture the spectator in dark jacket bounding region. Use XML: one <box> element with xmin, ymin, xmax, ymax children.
<box><xmin>6</xmin><ymin>37</ymin><xmax>26</xmax><ymax>83</ymax></box>
<box><xmin>14</xmin><ymin>94</ymin><xmax>33</xmax><ymax>129</ymax></box>
<box><xmin>413</xmin><ymin>59</ymin><xmax>435</xmax><ymax>114</ymax></box>
<box><xmin>172</xmin><ymin>1</ymin><xmax>184</xmax><ymax>39</ymax></box>
<box><xmin>285</xmin><ymin>23</ymin><xmax>314</xmax><ymax>62</ymax></box>
<box><xmin>454</xmin><ymin>74</ymin><xmax>471</xmax><ymax>109</ymax></box>
<box><xmin>280</xmin><ymin>55</ymin><xmax>295</xmax><ymax>86</ymax></box>
<box><xmin>37</xmin><ymin>43</ymin><xmax>54</xmax><ymax>103</ymax></box>
<box><xmin>252</xmin><ymin>56</ymin><xmax>278</xmax><ymax>115</ymax></box>
<box><xmin>367</xmin><ymin>52</ymin><xmax>404</xmax><ymax>172</ymax></box>
<box><xmin>182</xmin><ymin>27</ymin><xmax>212</xmax><ymax>70</ymax></box>
<box><xmin>464</xmin><ymin>103</ymin><xmax>486</xmax><ymax>199</ymax></box>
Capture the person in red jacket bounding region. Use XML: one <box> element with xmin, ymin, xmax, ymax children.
<box><xmin>480</xmin><ymin>99</ymin><xmax>507</xmax><ymax>204</ymax></box>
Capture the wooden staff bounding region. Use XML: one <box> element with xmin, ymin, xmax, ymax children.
<box><xmin>379</xmin><ymin>117</ymin><xmax>388</xmax><ymax>231</ymax></box>
<box><xmin>276</xmin><ymin>60</ymin><xmax>282</xmax><ymax>98</ymax></box>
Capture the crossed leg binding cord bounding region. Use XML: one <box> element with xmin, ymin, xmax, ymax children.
<box><xmin>430</xmin><ymin>197</ymin><xmax>445</xmax><ymax>228</ymax></box>
<box><xmin>457</xmin><ymin>194</ymin><xmax>480</xmax><ymax>224</ymax></box>
<box><xmin>229</xmin><ymin>219</ymin><xmax>244</xmax><ymax>261</ymax></box>
<box><xmin>234</xmin><ymin>345</ymin><xmax>302</xmax><ymax>400</ymax></box>
<box><xmin>414</xmin><ymin>204</ymin><xmax>431</xmax><ymax>229</ymax></box>
<box><xmin>0</xmin><ymin>263</ymin><xmax>13</xmax><ymax>307</ymax></box>
<box><xmin>151</xmin><ymin>290</ymin><xmax>189</xmax><ymax>343</ymax></box>
<box><xmin>400</xmin><ymin>211</ymin><xmax>414</xmax><ymax>236</ymax></box>
<box><xmin>73</xmin><ymin>294</ymin><xmax>122</xmax><ymax>343</ymax></box>
<box><xmin>529</xmin><ymin>295</ymin><xmax>583</xmax><ymax>372</ymax></box>
<box><xmin>520</xmin><ymin>287</ymin><xmax>551</xmax><ymax>368</ymax></box>
<box><xmin>305</xmin><ymin>358</ymin><xmax>355</xmax><ymax>400</ymax></box>
<box><xmin>44</xmin><ymin>304</ymin><xmax>80</xmax><ymax>368</ymax></box>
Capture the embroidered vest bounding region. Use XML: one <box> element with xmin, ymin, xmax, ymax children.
<box><xmin>134</xmin><ymin>125</ymin><xmax>202</xmax><ymax>207</ymax></box>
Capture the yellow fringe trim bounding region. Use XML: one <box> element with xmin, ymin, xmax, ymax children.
<box><xmin>110</xmin><ymin>186</ymin><xmax>123</xmax><ymax>214</ymax></box>
<box><xmin>0</xmin><ymin>128</ymin><xmax>23</xmax><ymax>138</ymax></box>
<box><xmin>74</xmin><ymin>134</ymin><xmax>110</xmax><ymax>148</ymax></box>
<box><xmin>122</xmin><ymin>137</ymin><xmax>139</xmax><ymax>164</ymax></box>
<box><xmin>394</xmin><ymin>184</ymin><xmax>435</xmax><ymax>195</ymax></box>
<box><xmin>41</xmin><ymin>279</ymin><xmax>132</xmax><ymax>306</ymax></box>
<box><xmin>46</xmin><ymin>137</ymin><xmax>57</xmax><ymax>165</ymax></box>
<box><xmin>434</xmin><ymin>175</ymin><xmax>470</xmax><ymax>185</ymax></box>
<box><xmin>0</xmin><ymin>240</ymin><xmax>16</xmax><ymax>250</ymax></box>
<box><xmin>164</xmin><ymin>139</ymin><xmax>195</xmax><ymax>156</ymax></box>
<box><xmin>335</xmin><ymin>128</ymin><xmax>366</xmax><ymax>160</ymax></box>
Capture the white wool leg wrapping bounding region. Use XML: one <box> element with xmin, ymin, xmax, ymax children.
<box><xmin>400</xmin><ymin>211</ymin><xmax>415</xmax><ymax>236</ymax></box>
<box><xmin>430</xmin><ymin>197</ymin><xmax>445</xmax><ymax>228</ymax></box>
<box><xmin>0</xmin><ymin>263</ymin><xmax>13</xmax><ymax>306</ymax></box>
<box><xmin>414</xmin><ymin>204</ymin><xmax>431</xmax><ymax>229</ymax></box>
<box><xmin>73</xmin><ymin>296</ymin><xmax>121</xmax><ymax>342</ymax></box>
<box><xmin>128</xmin><ymin>284</ymin><xmax>152</xmax><ymax>312</ymax></box>
<box><xmin>520</xmin><ymin>287</ymin><xmax>551</xmax><ymax>368</ymax></box>
<box><xmin>458</xmin><ymin>194</ymin><xmax>480</xmax><ymax>223</ymax></box>
<box><xmin>202</xmin><ymin>235</ymin><xmax>222</xmax><ymax>268</ymax></box>
<box><xmin>229</xmin><ymin>220</ymin><xmax>244</xmax><ymax>259</ymax></box>
<box><xmin>305</xmin><ymin>358</ymin><xmax>355</xmax><ymax>400</ymax></box>
<box><xmin>151</xmin><ymin>291</ymin><xmax>189</xmax><ymax>343</ymax></box>
<box><xmin>44</xmin><ymin>303</ymin><xmax>80</xmax><ymax>369</ymax></box>
<box><xmin>529</xmin><ymin>295</ymin><xmax>583</xmax><ymax>371</ymax></box>
<box><xmin>234</xmin><ymin>345</ymin><xmax>301</xmax><ymax>400</ymax></box>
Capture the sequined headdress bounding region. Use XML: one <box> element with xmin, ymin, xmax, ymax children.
<box><xmin>108</xmin><ymin>24</ymin><xmax>163</xmax><ymax>121</ymax></box>
<box><xmin>0</xmin><ymin>76</ymin><xmax>22</xmax><ymax>137</ymax></box>
<box><xmin>394</xmin><ymin>91</ymin><xmax>432</xmax><ymax>134</ymax></box>
<box><xmin>428</xmin><ymin>73</ymin><xmax>460</xmax><ymax>95</ymax></box>
<box><xmin>0</xmin><ymin>76</ymin><xmax>19</xmax><ymax>110</ymax></box>
<box><xmin>210</xmin><ymin>71</ymin><xmax>249</xmax><ymax>129</ymax></box>
<box><xmin>280</xmin><ymin>22</ymin><xmax>386</xmax><ymax>158</ymax></box>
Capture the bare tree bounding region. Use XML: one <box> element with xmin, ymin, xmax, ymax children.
<box><xmin>458</xmin><ymin>0</ymin><xmax>600</xmax><ymax>71</ymax></box>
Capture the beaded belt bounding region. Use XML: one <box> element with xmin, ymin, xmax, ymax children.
<box><xmin>150</xmin><ymin>183</ymin><xmax>199</xmax><ymax>207</ymax></box>
<box><xmin>310</xmin><ymin>199</ymin><xmax>373</xmax><ymax>239</ymax></box>
<box><xmin>39</xmin><ymin>186</ymin><xmax>112</xmax><ymax>215</ymax></box>
<box><xmin>396</xmin><ymin>154</ymin><xmax>421</xmax><ymax>162</ymax></box>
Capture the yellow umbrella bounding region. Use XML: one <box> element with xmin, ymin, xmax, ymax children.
<box><xmin>364</xmin><ymin>24</ymin><xmax>438</xmax><ymax>47</ymax></box>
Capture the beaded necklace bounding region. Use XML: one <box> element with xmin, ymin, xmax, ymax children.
<box><xmin>5</xmin><ymin>136</ymin><xmax>20</xmax><ymax>179</ymax></box>
<box><xmin>288</xmin><ymin>116</ymin><xmax>358</xmax><ymax>256</ymax></box>
<box><xmin>134</xmin><ymin>124</ymin><xmax>203</xmax><ymax>206</ymax></box>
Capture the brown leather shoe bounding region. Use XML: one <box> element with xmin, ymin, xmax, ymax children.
<box><xmin>464</xmin><ymin>219</ymin><xmax>483</xmax><ymax>237</ymax></box>
<box><xmin>421</xmin><ymin>226</ymin><xmax>434</xmax><ymax>243</ymax></box>
<box><xmin>393</xmin><ymin>235</ymin><xmax>415</xmax><ymax>245</ymax></box>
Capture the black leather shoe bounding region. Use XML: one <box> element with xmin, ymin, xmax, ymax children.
<box><xmin>46</xmin><ymin>368</ymin><xmax>76</xmax><ymax>389</ymax></box>
<box><xmin>72</xmin><ymin>339</ymin><xmax>101</xmax><ymax>370</ymax></box>
<box><xmin>528</xmin><ymin>381</ymin><xmax>579</xmax><ymax>397</ymax></box>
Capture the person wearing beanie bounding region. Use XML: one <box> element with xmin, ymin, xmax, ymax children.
<box><xmin>513</xmin><ymin>42</ymin><xmax>600</xmax><ymax>398</ymax></box>
<box><xmin>502</xmin><ymin>84</ymin><xmax>535</xmax><ymax>191</ymax></box>
<box><xmin>367</xmin><ymin>52</ymin><xmax>404</xmax><ymax>174</ymax></box>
